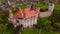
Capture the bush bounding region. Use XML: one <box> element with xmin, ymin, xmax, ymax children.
<box><xmin>37</xmin><ymin>18</ymin><xmax>51</xmax><ymax>28</ymax></box>
<box><xmin>49</xmin><ymin>4</ymin><xmax>60</xmax><ymax>29</ymax></box>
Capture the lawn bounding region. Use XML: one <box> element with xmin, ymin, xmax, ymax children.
<box><xmin>0</xmin><ymin>24</ymin><xmax>4</xmax><ymax>34</ymax></box>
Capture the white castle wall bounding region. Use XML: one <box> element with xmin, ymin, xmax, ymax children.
<box><xmin>21</xmin><ymin>17</ymin><xmax>38</xmax><ymax>28</ymax></box>
<box><xmin>8</xmin><ymin>17</ymin><xmax>38</xmax><ymax>28</ymax></box>
<box><xmin>39</xmin><ymin>11</ymin><xmax>52</xmax><ymax>18</ymax></box>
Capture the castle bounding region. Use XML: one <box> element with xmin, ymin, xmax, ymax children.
<box><xmin>8</xmin><ymin>8</ymin><xmax>40</xmax><ymax>28</ymax></box>
<box><xmin>8</xmin><ymin>4</ymin><xmax>55</xmax><ymax>28</ymax></box>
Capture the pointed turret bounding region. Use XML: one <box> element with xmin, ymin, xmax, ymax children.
<box><xmin>14</xmin><ymin>7</ymin><xmax>24</xmax><ymax>18</ymax></box>
<box><xmin>9</xmin><ymin>9</ymin><xmax>14</xmax><ymax>18</ymax></box>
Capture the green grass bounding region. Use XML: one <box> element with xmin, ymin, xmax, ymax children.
<box><xmin>35</xmin><ymin>4</ymin><xmax>48</xmax><ymax>9</ymax></box>
<box><xmin>40</xmin><ymin>29</ymin><xmax>60</xmax><ymax>34</ymax></box>
<box><xmin>0</xmin><ymin>24</ymin><xmax>4</xmax><ymax>34</ymax></box>
<box><xmin>22</xmin><ymin>29</ymin><xmax>39</xmax><ymax>34</ymax></box>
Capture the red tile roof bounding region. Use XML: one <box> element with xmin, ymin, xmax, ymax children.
<box><xmin>24</xmin><ymin>8</ymin><xmax>38</xmax><ymax>19</ymax></box>
<box><xmin>40</xmin><ymin>11</ymin><xmax>51</xmax><ymax>14</ymax></box>
<box><xmin>14</xmin><ymin>8</ymin><xmax>39</xmax><ymax>19</ymax></box>
<box><xmin>14</xmin><ymin>10</ymin><xmax>24</xmax><ymax>18</ymax></box>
